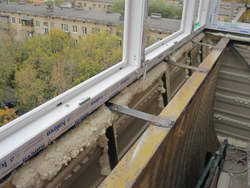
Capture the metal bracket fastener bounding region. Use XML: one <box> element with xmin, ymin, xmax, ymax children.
<box><xmin>228</xmin><ymin>42</ymin><xmax>250</xmax><ymax>71</ymax></box>
<box><xmin>79</xmin><ymin>97</ymin><xmax>90</xmax><ymax>105</ymax></box>
<box><xmin>191</xmin><ymin>41</ymin><xmax>223</xmax><ymax>49</ymax></box>
<box><xmin>106</xmin><ymin>102</ymin><xmax>175</xmax><ymax>128</ymax></box>
<box><xmin>164</xmin><ymin>60</ymin><xmax>209</xmax><ymax>73</ymax></box>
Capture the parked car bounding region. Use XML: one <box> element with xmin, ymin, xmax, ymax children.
<box><xmin>60</xmin><ymin>2</ymin><xmax>71</xmax><ymax>8</ymax></box>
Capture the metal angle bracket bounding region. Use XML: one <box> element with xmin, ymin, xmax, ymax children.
<box><xmin>191</xmin><ymin>41</ymin><xmax>223</xmax><ymax>49</ymax></box>
<box><xmin>106</xmin><ymin>102</ymin><xmax>175</xmax><ymax>129</ymax></box>
<box><xmin>163</xmin><ymin>60</ymin><xmax>209</xmax><ymax>73</ymax></box>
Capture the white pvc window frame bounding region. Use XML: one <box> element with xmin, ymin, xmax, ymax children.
<box><xmin>0</xmin><ymin>0</ymin><xmax>211</xmax><ymax>180</ymax></box>
<box><xmin>206</xmin><ymin>0</ymin><xmax>250</xmax><ymax>35</ymax></box>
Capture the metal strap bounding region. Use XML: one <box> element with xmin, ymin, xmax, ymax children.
<box><xmin>106</xmin><ymin>102</ymin><xmax>175</xmax><ymax>128</ymax></box>
<box><xmin>164</xmin><ymin>60</ymin><xmax>209</xmax><ymax>73</ymax></box>
<box><xmin>191</xmin><ymin>41</ymin><xmax>223</xmax><ymax>49</ymax></box>
<box><xmin>228</xmin><ymin>42</ymin><xmax>250</xmax><ymax>71</ymax></box>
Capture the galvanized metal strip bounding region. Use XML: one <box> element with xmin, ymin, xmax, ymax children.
<box><xmin>228</xmin><ymin>42</ymin><xmax>250</xmax><ymax>71</ymax></box>
<box><xmin>106</xmin><ymin>102</ymin><xmax>175</xmax><ymax>128</ymax></box>
<box><xmin>164</xmin><ymin>60</ymin><xmax>209</xmax><ymax>73</ymax></box>
<box><xmin>192</xmin><ymin>41</ymin><xmax>223</xmax><ymax>49</ymax></box>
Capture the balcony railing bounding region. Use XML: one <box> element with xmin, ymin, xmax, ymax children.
<box><xmin>22</xmin><ymin>25</ymin><xmax>34</xmax><ymax>32</ymax></box>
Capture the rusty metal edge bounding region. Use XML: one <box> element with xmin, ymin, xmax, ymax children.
<box><xmin>98</xmin><ymin>38</ymin><xmax>230</xmax><ymax>188</ymax></box>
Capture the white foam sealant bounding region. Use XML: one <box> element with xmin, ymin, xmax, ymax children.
<box><xmin>8</xmin><ymin>105</ymin><xmax>115</xmax><ymax>188</ymax></box>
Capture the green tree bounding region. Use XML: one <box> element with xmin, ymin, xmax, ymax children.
<box><xmin>74</xmin><ymin>32</ymin><xmax>122</xmax><ymax>85</ymax></box>
<box><xmin>1</xmin><ymin>28</ymin><xmax>122</xmax><ymax>115</ymax></box>
<box><xmin>0</xmin><ymin>27</ymin><xmax>20</xmax><ymax>88</ymax></box>
<box><xmin>14</xmin><ymin>63</ymin><xmax>47</xmax><ymax>113</ymax></box>
<box><xmin>111</xmin><ymin>0</ymin><xmax>125</xmax><ymax>13</ymax></box>
<box><xmin>148</xmin><ymin>1</ymin><xmax>182</xmax><ymax>20</ymax></box>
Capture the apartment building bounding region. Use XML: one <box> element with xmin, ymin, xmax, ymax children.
<box><xmin>75</xmin><ymin>0</ymin><xmax>114</xmax><ymax>11</ymax></box>
<box><xmin>0</xmin><ymin>2</ymin><xmax>179</xmax><ymax>42</ymax></box>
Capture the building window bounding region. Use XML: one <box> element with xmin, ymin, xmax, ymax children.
<box><xmin>27</xmin><ymin>32</ymin><xmax>33</xmax><ymax>37</ymax></box>
<box><xmin>116</xmin><ymin>31</ymin><xmax>122</xmax><ymax>37</ymax></box>
<box><xmin>82</xmin><ymin>27</ymin><xmax>87</xmax><ymax>35</ymax></box>
<box><xmin>36</xmin><ymin>20</ymin><xmax>40</xmax><ymax>27</ymax></box>
<box><xmin>61</xmin><ymin>24</ymin><xmax>68</xmax><ymax>32</ymax></box>
<box><xmin>84</xmin><ymin>3</ymin><xmax>86</xmax><ymax>7</ymax></box>
<box><xmin>52</xmin><ymin>23</ymin><xmax>56</xmax><ymax>28</ymax></box>
<box><xmin>99</xmin><ymin>4</ymin><xmax>101</xmax><ymax>8</ymax></box>
<box><xmin>106</xmin><ymin>30</ymin><xmax>110</xmax><ymax>36</ymax></box>
<box><xmin>73</xmin><ymin>25</ymin><xmax>77</xmax><ymax>33</ymax></box>
<box><xmin>11</xmin><ymin>17</ymin><xmax>15</xmax><ymax>24</ymax></box>
<box><xmin>91</xmin><ymin>28</ymin><xmax>100</xmax><ymax>34</ymax></box>
<box><xmin>45</xmin><ymin>28</ymin><xmax>49</xmax><ymax>34</ymax></box>
<box><xmin>93</xmin><ymin>4</ymin><xmax>96</xmax><ymax>8</ymax></box>
<box><xmin>117</xmin><ymin>40</ymin><xmax>122</xmax><ymax>46</ymax></box>
<box><xmin>104</xmin><ymin>5</ymin><xmax>107</xmax><ymax>9</ymax></box>
<box><xmin>20</xmin><ymin>30</ymin><xmax>23</xmax><ymax>37</ymax></box>
<box><xmin>43</xmin><ymin>22</ymin><xmax>48</xmax><ymax>26</ymax></box>
<box><xmin>73</xmin><ymin>39</ymin><xmax>77</xmax><ymax>46</ymax></box>
<box><xmin>18</xmin><ymin>18</ymin><xmax>21</xmax><ymax>25</ymax></box>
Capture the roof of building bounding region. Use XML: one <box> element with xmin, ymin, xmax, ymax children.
<box><xmin>220</xmin><ymin>1</ymin><xmax>250</xmax><ymax>7</ymax></box>
<box><xmin>80</xmin><ymin>0</ymin><xmax>116</xmax><ymax>3</ymax></box>
<box><xmin>219</xmin><ymin>7</ymin><xmax>238</xmax><ymax>16</ymax></box>
<box><xmin>0</xmin><ymin>2</ymin><xmax>181</xmax><ymax>33</ymax></box>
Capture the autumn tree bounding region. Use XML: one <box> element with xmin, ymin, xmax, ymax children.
<box><xmin>0</xmin><ymin>27</ymin><xmax>20</xmax><ymax>88</ymax></box>
<box><xmin>0</xmin><ymin>28</ymin><xmax>122</xmax><ymax>114</ymax></box>
<box><xmin>73</xmin><ymin>31</ymin><xmax>122</xmax><ymax>85</ymax></box>
<box><xmin>14</xmin><ymin>63</ymin><xmax>47</xmax><ymax>113</ymax></box>
<box><xmin>0</xmin><ymin>106</ymin><xmax>19</xmax><ymax>127</ymax></box>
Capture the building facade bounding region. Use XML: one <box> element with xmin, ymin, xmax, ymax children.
<box><xmin>75</xmin><ymin>0</ymin><xmax>114</xmax><ymax>11</ymax></box>
<box><xmin>0</xmin><ymin>3</ymin><xmax>178</xmax><ymax>43</ymax></box>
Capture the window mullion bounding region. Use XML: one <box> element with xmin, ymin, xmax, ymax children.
<box><xmin>123</xmin><ymin>0</ymin><xmax>148</xmax><ymax>67</ymax></box>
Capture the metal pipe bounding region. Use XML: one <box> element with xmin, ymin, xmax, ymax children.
<box><xmin>204</xmin><ymin>139</ymin><xmax>228</xmax><ymax>188</ymax></box>
<box><xmin>195</xmin><ymin>156</ymin><xmax>215</xmax><ymax>188</ymax></box>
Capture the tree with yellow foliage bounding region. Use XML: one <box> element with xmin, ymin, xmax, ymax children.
<box><xmin>0</xmin><ymin>106</ymin><xmax>19</xmax><ymax>127</ymax></box>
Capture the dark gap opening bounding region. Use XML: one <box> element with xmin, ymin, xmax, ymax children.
<box><xmin>106</xmin><ymin>126</ymin><xmax>118</xmax><ymax>170</ymax></box>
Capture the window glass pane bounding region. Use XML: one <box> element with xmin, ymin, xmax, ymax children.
<box><xmin>145</xmin><ymin>0</ymin><xmax>184</xmax><ymax>48</ymax></box>
<box><xmin>73</xmin><ymin>26</ymin><xmax>77</xmax><ymax>33</ymax></box>
<box><xmin>36</xmin><ymin>20</ymin><xmax>40</xmax><ymax>27</ymax></box>
<box><xmin>218</xmin><ymin>0</ymin><xmax>245</xmax><ymax>22</ymax></box>
<box><xmin>218</xmin><ymin>0</ymin><xmax>250</xmax><ymax>22</ymax></box>
<box><xmin>82</xmin><ymin>27</ymin><xmax>87</xmax><ymax>35</ymax></box>
<box><xmin>12</xmin><ymin>17</ymin><xmax>15</xmax><ymax>24</ymax></box>
<box><xmin>0</xmin><ymin>0</ymin><xmax>124</xmax><ymax>115</ymax></box>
